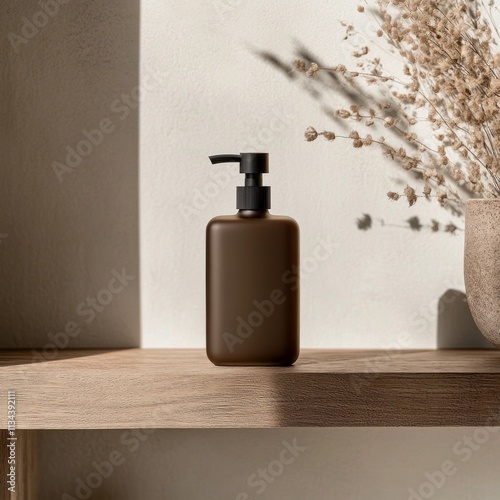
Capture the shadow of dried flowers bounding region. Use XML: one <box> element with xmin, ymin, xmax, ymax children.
<box><xmin>356</xmin><ymin>213</ymin><xmax>461</xmax><ymax>234</ymax></box>
<box><xmin>256</xmin><ymin>0</ymin><xmax>500</xmax><ymax>221</ymax></box>
<box><xmin>257</xmin><ymin>40</ymin><xmax>474</xmax><ymax>222</ymax></box>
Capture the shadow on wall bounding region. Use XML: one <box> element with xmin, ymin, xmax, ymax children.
<box><xmin>355</xmin><ymin>213</ymin><xmax>462</xmax><ymax>234</ymax></box>
<box><xmin>437</xmin><ymin>289</ymin><xmax>492</xmax><ymax>349</ymax></box>
<box><xmin>257</xmin><ymin>42</ymin><xmax>474</xmax><ymax>219</ymax></box>
<box><xmin>0</xmin><ymin>1</ymin><xmax>140</xmax><ymax>348</ymax></box>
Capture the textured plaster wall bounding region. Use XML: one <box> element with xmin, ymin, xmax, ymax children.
<box><xmin>139</xmin><ymin>0</ymin><xmax>477</xmax><ymax>349</ymax></box>
<box><xmin>0</xmin><ymin>0</ymin><xmax>140</xmax><ymax>348</ymax></box>
<box><xmin>40</xmin><ymin>428</ymin><xmax>500</xmax><ymax>500</ymax></box>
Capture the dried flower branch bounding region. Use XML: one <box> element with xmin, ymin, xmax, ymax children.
<box><xmin>300</xmin><ymin>0</ymin><xmax>500</xmax><ymax>208</ymax></box>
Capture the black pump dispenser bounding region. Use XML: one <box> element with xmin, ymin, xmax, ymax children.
<box><xmin>206</xmin><ymin>151</ymin><xmax>300</xmax><ymax>365</ymax></box>
<box><xmin>209</xmin><ymin>153</ymin><xmax>271</xmax><ymax>210</ymax></box>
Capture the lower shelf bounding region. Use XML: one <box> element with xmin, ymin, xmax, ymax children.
<box><xmin>1</xmin><ymin>349</ymin><xmax>500</xmax><ymax>428</ymax></box>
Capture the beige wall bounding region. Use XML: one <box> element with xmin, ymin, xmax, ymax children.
<box><xmin>138</xmin><ymin>0</ymin><xmax>480</xmax><ymax>350</ymax></box>
<box><xmin>40</xmin><ymin>428</ymin><xmax>500</xmax><ymax>500</ymax></box>
<box><xmin>1</xmin><ymin>0</ymin><xmax>140</xmax><ymax>348</ymax></box>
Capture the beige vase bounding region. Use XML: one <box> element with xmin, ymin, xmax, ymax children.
<box><xmin>464</xmin><ymin>199</ymin><xmax>500</xmax><ymax>347</ymax></box>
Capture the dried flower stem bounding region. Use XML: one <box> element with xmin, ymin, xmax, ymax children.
<box><xmin>299</xmin><ymin>0</ymin><xmax>500</xmax><ymax>207</ymax></box>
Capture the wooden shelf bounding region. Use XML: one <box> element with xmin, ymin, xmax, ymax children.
<box><xmin>1</xmin><ymin>349</ymin><xmax>500</xmax><ymax>429</ymax></box>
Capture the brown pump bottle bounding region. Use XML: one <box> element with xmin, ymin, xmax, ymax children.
<box><xmin>206</xmin><ymin>153</ymin><xmax>299</xmax><ymax>366</ymax></box>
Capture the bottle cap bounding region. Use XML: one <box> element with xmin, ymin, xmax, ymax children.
<box><xmin>208</xmin><ymin>153</ymin><xmax>271</xmax><ymax>210</ymax></box>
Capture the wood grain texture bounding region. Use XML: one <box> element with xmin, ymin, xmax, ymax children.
<box><xmin>0</xmin><ymin>430</ymin><xmax>37</xmax><ymax>500</ymax></box>
<box><xmin>1</xmin><ymin>349</ymin><xmax>500</xmax><ymax>428</ymax></box>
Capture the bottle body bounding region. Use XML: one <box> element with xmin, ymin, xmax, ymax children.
<box><xmin>206</xmin><ymin>210</ymin><xmax>299</xmax><ymax>365</ymax></box>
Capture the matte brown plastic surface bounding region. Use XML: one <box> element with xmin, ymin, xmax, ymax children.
<box><xmin>206</xmin><ymin>210</ymin><xmax>299</xmax><ymax>365</ymax></box>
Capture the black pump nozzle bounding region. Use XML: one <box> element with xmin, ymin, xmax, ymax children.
<box><xmin>208</xmin><ymin>153</ymin><xmax>271</xmax><ymax>210</ymax></box>
<box><xmin>208</xmin><ymin>154</ymin><xmax>242</xmax><ymax>165</ymax></box>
